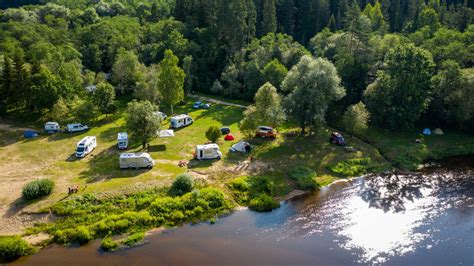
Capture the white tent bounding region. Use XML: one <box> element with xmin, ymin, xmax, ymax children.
<box><xmin>158</xmin><ymin>130</ymin><xmax>174</xmax><ymax>138</ymax></box>
<box><xmin>230</xmin><ymin>141</ymin><xmax>251</xmax><ymax>153</ymax></box>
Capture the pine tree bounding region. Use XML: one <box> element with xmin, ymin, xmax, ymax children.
<box><xmin>278</xmin><ymin>0</ymin><xmax>295</xmax><ymax>35</ymax></box>
<box><xmin>328</xmin><ymin>14</ymin><xmax>337</xmax><ymax>32</ymax></box>
<box><xmin>262</xmin><ymin>0</ymin><xmax>277</xmax><ymax>35</ymax></box>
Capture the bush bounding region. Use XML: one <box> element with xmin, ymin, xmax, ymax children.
<box><xmin>0</xmin><ymin>236</ymin><xmax>35</xmax><ymax>261</ymax></box>
<box><xmin>248</xmin><ymin>194</ymin><xmax>279</xmax><ymax>212</ymax></box>
<box><xmin>169</xmin><ymin>174</ymin><xmax>194</xmax><ymax>196</ymax></box>
<box><xmin>121</xmin><ymin>232</ymin><xmax>145</xmax><ymax>247</ymax></box>
<box><xmin>205</xmin><ymin>126</ymin><xmax>221</xmax><ymax>143</ymax></box>
<box><xmin>101</xmin><ymin>237</ymin><xmax>118</xmax><ymax>251</ymax></box>
<box><xmin>55</xmin><ymin>226</ymin><xmax>92</xmax><ymax>245</ymax></box>
<box><xmin>22</xmin><ymin>179</ymin><xmax>55</xmax><ymax>200</ymax></box>
<box><xmin>288</xmin><ymin>167</ymin><xmax>318</xmax><ymax>190</ymax></box>
<box><xmin>328</xmin><ymin>158</ymin><xmax>372</xmax><ymax>176</ymax></box>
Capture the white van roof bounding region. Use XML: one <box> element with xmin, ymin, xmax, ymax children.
<box><xmin>118</xmin><ymin>132</ymin><xmax>128</xmax><ymax>140</ymax></box>
<box><xmin>77</xmin><ymin>136</ymin><xmax>95</xmax><ymax>146</ymax></box>
<box><xmin>120</xmin><ymin>153</ymin><xmax>151</xmax><ymax>159</ymax></box>
<box><xmin>196</xmin><ymin>144</ymin><xmax>220</xmax><ymax>150</ymax></box>
<box><xmin>171</xmin><ymin>114</ymin><xmax>190</xmax><ymax>120</ymax></box>
<box><xmin>45</xmin><ymin>121</ymin><xmax>59</xmax><ymax>125</ymax></box>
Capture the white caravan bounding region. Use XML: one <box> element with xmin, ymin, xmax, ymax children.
<box><xmin>194</xmin><ymin>144</ymin><xmax>222</xmax><ymax>160</ymax></box>
<box><xmin>119</xmin><ymin>153</ymin><xmax>155</xmax><ymax>169</ymax></box>
<box><xmin>44</xmin><ymin>122</ymin><xmax>60</xmax><ymax>133</ymax></box>
<box><xmin>170</xmin><ymin>114</ymin><xmax>193</xmax><ymax>129</ymax></box>
<box><xmin>154</xmin><ymin>111</ymin><xmax>168</xmax><ymax>121</ymax></box>
<box><xmin>117</xmin><ymin>132</ymin><xmax>128</xmax><ymax>150</ymax></box>
<box><xmin>67</xmin><ymin>123</ymin><xmax>89</xmax><ymax>133</ymax></box>
<box><xmin>75</xmin><ymin>136</ymin><xmax>97</xmax><ymax>158</ymax></box>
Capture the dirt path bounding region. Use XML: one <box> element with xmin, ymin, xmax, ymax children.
<box><xmin>188</xmin><ymin>94</ymin><xmax>248</xmax><ymax>108</ymax></box>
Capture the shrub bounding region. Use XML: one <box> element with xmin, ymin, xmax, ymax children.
<box><xmin>121</xmin><ymin>232</ymin><xmax>145</xmax><ymax>247</ymax></box>
<box><xmin>248</xmin><ymin>194</ymin><xmax>279</xmax><ymax>212</ymax></box>
<box><xmin>288</xmin><ymin>167</ymin><xmax>318</xmax><ymax>190</ymax></box>
<box><xmin>328</xmin><ymin>158</ymin><xmax>372</xmax><ymax>176</ymax></box>
<box><xmin>249</xmin><ymin>176</ymin><xmax>274</xmax><ymax>195</ymax></box>
<box><xmin>55</xmin><ymin>226</ymin><xmax>92</xmax><ymax>245</ymax></box>
<box><xmin>101</xmin><ymin>237</ymin><xmax>118</xmax><ymax>251</ymax></box>
<box><xmin>169</xmin><ymin>174</ymin><xmax>194</xmax><ymax>196</ymax></box>
<box><xmin>22</xmin><ymin>179</ymin><xmax>55</xmax><ymax>200</ymax></box>
<box><xmin>0</xmin><ymin>236</ymin><xmax>35</xmax><ymax>261</ymax></box>
<box><xmin>205</xmin><ymin>126</ymin><xmax>221</xmax><ymax>143</ymax></box>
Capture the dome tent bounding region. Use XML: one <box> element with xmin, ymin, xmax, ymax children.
<box><xmin>224</xmin><ymin>134</ymin><xmax>235</xmax><ymax>141</ymax></box>
<box><xmin>433</xmin><ymin>128</ymin><xmax>444</xmax><ymax>135</ymax></box>
<box><xmin>422</xmin><ymin>128</ymin><xmax>432</xmax><ymax>135</ymax></box>
<box><xmin>23</xmin><ymin>130</ymin><xmax>39</xmax><ymax>138</ymax></box>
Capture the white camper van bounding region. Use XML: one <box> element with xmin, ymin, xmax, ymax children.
<box><xmin>119</xmin><ymin>153</ymin><xmax>155</xmax><ymax>169</ymax></box>
<box><xmin>75</xmin><ymin>136</ymin><xmax>97</xmax><ymax>158</ymax></box>
<box><xmin>67</xmin><ymin>123</ymin><xmax>89</xmax><ymax>133</ymax></box>
<box><xmin>44</xmin><ymin>122</ymin><xmax>60</xmax><ymax>133</ymax></box>
<box><xmin>170</xmin><ymin>114</ymin><xmax>193</xmax><ymax>129</ymax></box>
<box><xmin>117</xmin><ymin>132</ymin><xmax>128</xmax><ymax>150</ymax></box>
<box><xmin>194</xmin><ymin>144</ymin><xmax>222</xmax><ymax>160</ymax></box>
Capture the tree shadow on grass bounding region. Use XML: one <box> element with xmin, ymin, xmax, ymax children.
<box><xmin>79</xmin><ymin>145</ymin><xmax>149</xmax><ymax>183</ymax></box>
<box><xmin>148</xmin><ymin>144</ymin><xmax>167</xmax><ymax>152</ymax></box>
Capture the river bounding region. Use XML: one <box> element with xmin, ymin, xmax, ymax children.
<box><xmin>15</xmin><ymin>157</ymin><xmax>474</xmax><ymax>265</ymax></box>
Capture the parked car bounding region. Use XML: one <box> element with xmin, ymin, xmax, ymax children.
<box><xmin>170</xmin><ymin>114</ymin><xmax>193</xmax><ymax>129</ymax></box>
<box><xmin>192</xmin><ymin>101</ymin><xmax>202</xmax><ymax>109</ymax></box>
<box><xmin>329</xmin><ymin>132</ymin><xmax>346</xmax><ymax>146</ymax></box>
<box><xmin>67</xmin><ymin>123</ymin><xmax>89</xmax><ymax>133</ymax></box>
<box><xmin>220</xmin><ymin>127</ymin><xmax>231</xmax><ymax>135</ymax></box>
<box><xmin>194</xmin><ymin>144</ymin><xmax>222</xmax><ymax>160</ymax></box>
<box><xmin>200</xmin><ymin>102</ymin><xmax>211</xmax><ymax>109</ymax></box>
<box><xmin>44</xmin><ymin>122</ymin><xmax>60</xmax><ymax>133</ymax></box>
<box><xmin>154</xmin><ymin>111</ymin><xmax>167</xmax><ymax>121</ymax></box>
<box><xmin>76</xmin><ymin>136</ymin><xmax>97</xmax><ymax>158</ymax></box>
<box><xmin>256</xmin><ymin>126</ymin><xmax>277</xmax><ymax>139</ymax></box>
<box><xmin>119</xmin><ymin>153</ymin><xmax>155</xmax><ymax>169</ymax></box>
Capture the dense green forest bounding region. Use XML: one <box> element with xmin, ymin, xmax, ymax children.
<box><xmin>0</xmin><ymin>0</ymin><xmax>473</xmax><ymax>132</ymax></box>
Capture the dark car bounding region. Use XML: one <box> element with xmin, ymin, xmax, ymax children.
<box><xmin>256</xmin><ymin>126</ymin><xmax>277</xmax><ymax>139</ymax></box>
<box><xmin>220</xmin><ymin>127</ymin><xmax>231</xmax><ymax>135</ymax></box>
<box><xmin>330</xmin><ymin>132</ymin><xmax>346</xmax><ymax>146</ymax></box>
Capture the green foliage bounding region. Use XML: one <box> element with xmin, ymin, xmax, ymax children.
<box><xmin>101</xmin><ymin>237</ymin><xmax>118</xmax><ymax>251</ymax></box>
<box><xmin>121</xmin><ymin>232</ymin><xmax>145</xmax><ymax>247</ymax></box>
<box><xmin>262</xmin><ymin>59</ymin><xmax>288</xmax><ymax>90</ymax></box>
<box><xmin>92</xmin><ymin>82</ymin><xmax>116</xmax><ymax>115</ymax></box>
<box><xmin>55</xmin><ymin>225</ymin><xmax>92</xmax><ymax>245</ymax></box>
<box><xmin>342</xmin><ymin>102</ymin><xmax>370</xmax><ymax>135</ymax></box>
<box><xmin>328</xmin><ymin>158</ymin><xmax>375</xmax><ymax>177</ymax></box>
<box><xmin>205</xmin><ymin>126</ymin><xmax>221</xmax><ymax>143</ymax></box>
<box><xmin>157</xmin><ymin>49</ymin><xmax>185</xmax><ymax>114</ymax></box>
<box><xmin>288</xmin><ymin>167</ymin><xmax>318</xmax><ymax>190</ymax></box>
<box><xmin>170</xmin><ymin>174</ymin><xmax>194</xmax><ymax>196</ymax></box>
<box><xmin>22</xmin><ymin>178</ymin><xmax>55</xmax><ymax>200</ymax></box>
<box><xmin>0</xmin><ymin>236</ymin><xmax>35</xmax><ymax>262</ymax></box>
<box><xmin>248</xmin><ymin>194</ymin><xmax>279</xmax><ymax>212</ymax></box>
<box><xmin>112</xmin><ymin>50</ymin><xmax>143</xmax><ymax>94</ymax></box>
<box><xmin>282</xmin><ymin>56</ymin><xmax>345</xmax><ymax>134</ymax></box>
<box><xmin>126</xmin><ymin>100</ymin><xmax>161</xmax><ymax>148</ymax></box>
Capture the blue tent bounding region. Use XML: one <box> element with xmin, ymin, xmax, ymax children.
<box><xmin>23</xmin><ymin>130</ymin><xmax>39</xmax><ymax>138</ymax></box>
<box><xmin>422</xmin><ymin>128</ymin><xmax>432</xmax><ymax>135</ymax></box>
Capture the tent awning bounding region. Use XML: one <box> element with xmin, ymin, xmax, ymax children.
<box><xmin>158</xmin><ymin>130</ymin><xmax>174</xmax><ymax>138</ymax></box>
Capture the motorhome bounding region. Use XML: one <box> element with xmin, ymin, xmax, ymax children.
<box><xmin>170</xmin><ymin>114</ymin><xmax>193</xmax><ymax>129</ymax></box>
<box><xmin>67</xmin><ymin>123</ymin><xmax>89</xmax><ymax>133</ymax></box>
<box><xmin>119</xmin><ymin>153</ymin><xmax>155</xmax><ymax>169</ymax></box>
<box><xmin>194</xmin><ymin>144</ymin><xmax>222</xmax><ymax>160</ymax></box>
<box><xmin>44</xmin><ymin>122</ymin><xmax>60</xmax><ymax>133</ymax></box>
<box><xmin>75</xmin><ymin>136</ymin><xmax>97</xmax><ymax>158</ymax></box>
<box><xmin>117</xmin><ymin>132</ymin><xmax>128</xmax><ymax>150</ymax></box>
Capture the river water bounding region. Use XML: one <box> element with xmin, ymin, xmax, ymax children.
<box><xmin>16</xmin><ymin>157</ymin><xmax>474</xmax><ymax>265</ymax></box>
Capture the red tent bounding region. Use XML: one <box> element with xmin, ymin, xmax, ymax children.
<box><xmin>224</xmin><ymin>134</ymin><xmax>235</xmax><ymax>141</ymax></box>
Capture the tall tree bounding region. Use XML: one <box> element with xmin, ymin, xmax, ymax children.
<box><xmin>158</xmin><ymin>50</ymin><xmax>185</xmax><ymax>114</ymax></box>
<box><xmin>282</xmin><ymin>56</ymin><xmax>345</xmax><ymax>134</ymax></box>
<box><xmin>261</xmin><ymin>0</ymin><xmax>277</xmax><ymax>35</ymax></box>
<box><xmin>126</xmin><ymin>100</ymin><xmax>161</xmax><ymax>148</ymax></box>
<box><xmin>92</xmin><ymin>82</ymin><xmax>116</xmax><ymax>116</ymax></box>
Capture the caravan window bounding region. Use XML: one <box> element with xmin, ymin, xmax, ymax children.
<box><xmin>77</xmin><ymin>147</ymin><xmax>85</xmax><ymax>152</ymax></box>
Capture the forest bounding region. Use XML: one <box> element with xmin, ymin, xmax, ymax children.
<box><xmin>0</xmin><ymin>0</ymin><xmax>473</xmax><ymax>132</ymax></box>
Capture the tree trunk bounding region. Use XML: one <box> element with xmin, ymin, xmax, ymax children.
<box><xmin>171</xmin><ymin>104</ymin><xmax>174</xmax><ymax>115</ymax></box>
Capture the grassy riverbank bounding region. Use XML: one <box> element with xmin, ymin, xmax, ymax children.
<box><xmin>1</xmin><ymin>96</ymin><xmax>473</xmax><ymax>261</ymax></box>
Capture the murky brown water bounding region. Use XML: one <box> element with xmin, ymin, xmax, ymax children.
<box><xmin>15</xmin><ymin>157</ymin><xmax>474</xmax><ymax>265</ymax></box>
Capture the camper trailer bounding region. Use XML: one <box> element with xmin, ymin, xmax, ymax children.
<box><xmin>75</xmin><ymin>136</ymin><xmax>97</xmax><ymax>158</ymax></box>
<box><xmin>67</xmin><ymin>123</ymin><xmax>89</xmax><ymax>133</ymax></box>
<box><xmin>170</xmin><ymin>114</ymin><xmax>193</xmax><ymax>129</ymax></box>
<box><xmin>117</xmin><ymin>132</ymin><xmax>128</xmax><ymax>150</ymax></box>
<box><xmin>44</xmin><ymin>122</ymin><xmax>60</xmax><ymax>133</ymax></box>
<box><xmin>194</xmin><ymin>144</ymin><xmax>222</xmax><ymax>160</ymax></box>
<box><xmin>119</xmin><ymin>153</ymin><xmax>155</xmax><ymax>169</ymax></box>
